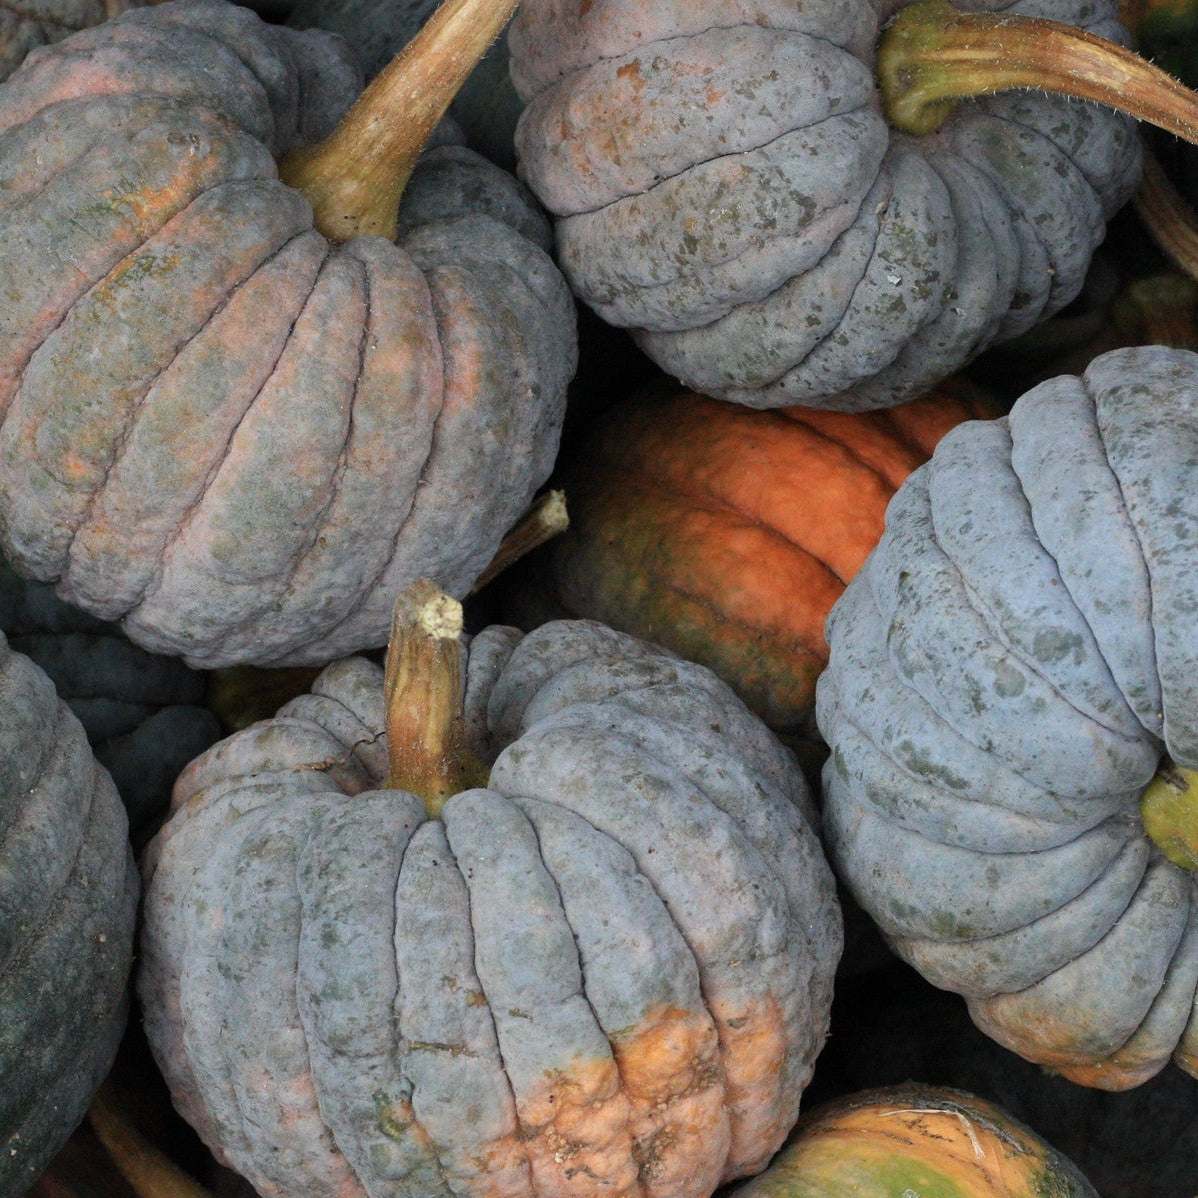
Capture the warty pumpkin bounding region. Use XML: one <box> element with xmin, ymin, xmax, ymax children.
<box><xmin>0</xmin><ymin>0</ymin><xmax>576</xmax><ymax>670</ymax></box>
<box><xmin>0</xmin><ymin>0</ymin><xmax>141</xmax><ymax>84</ymax></box>
<box><xmin>507</xmin><ymin>380</ymin><xmax>989</xmax><ymax>733</ymax></box>
<box><xmin>0</xmin><ymin>630</ymin><xmax>138</xmax><ymax>1197</ymax></box>
<box><xmin>0</xmin><ymin>561</ymin><xmax>219</xmax><ymax>835</ymax></box>
<box><xmin>509</xmin><ymin>0</ymin><xmax>1198</xmax><ymax>411</ymax></box>
<box><xmin>818</xmin><ymin>344</ymin><xmax>1198</xmax><ymax>1090</ymax></box>
<box><xmin>728</xmin><ymin>1085</ymin><xmax>1098</xmax><ymax>1197</ymax></box>
<box><xmin>139</xmin><ymin>581</ymin><xmax>842</xmax><ymax>1198</ymax></box>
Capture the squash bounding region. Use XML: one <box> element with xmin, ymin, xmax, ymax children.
<box><xmin>729</xmin><ymin>1085</ymin><xmax>1097</xmax><ymax>1197</ymax></box>
<box><xmin>0</xmin><ymin>0</ymin><xmax>576</xmax><ymax>670</ymax></box>
<box><xmin>0</xmin><ymin>0</ymin><xmax>141</xmax><ymax>84</ymax></box>
<box><xmin>286</xmin><ymin>0</ymin><xmax>524</xmax><ymax>169</ymax></box>
<box><xmin>817</xmin><ymin>344</ymin><xmax>1198</xmax><ymax>1090</ymax></box>
<box><xmin>0</xmin><ymin>562</ymin><xmax>219</xmax><ymax>836</ymax></box>
<box><xmin>509</xmin><ymin>0</ymin><xmax>1198</xmax><ymax>410</ymax></box>
<box><xmin>506</xmin><ymin>380</ymin><xmax>989</xmax><ymax>734</ymax></box>
<box><xmin>139</xmin><ymin>580</ymin><xmax>842</xmax><ymax>1198</ymax></box>
<box><xmin>0</xmin><ymin>631</ymin><xmax>138</xmax><ymax>1197</ymax></box>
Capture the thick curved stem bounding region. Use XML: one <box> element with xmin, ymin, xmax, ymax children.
<box><xmin>384</xmin><ymin>580</ymin><xmax>484</xmax><ymax>816</ymax></box>
<box><xmin>470</xmin><ymin>490</ymin><xmax>568</xmax><ymax>594</ymax></box>
<box><xmin>1141</xmin><ymin>760</ymin><xmax>1198</xmax><ymax>870</ymax></box>
<box><xmin>880</xmin><ymin>0</ymin><xmax>1198</xmax><ymax>140</ymax></box>
<box><xmin>280</xmin><ymin>0</ymin><xmax>518</xmax><ymax>242</ymax></box>
<box><xmin>1136</xmin><ymin>148</ymin><xmax>1198</xmax><ymax>283</ymax></box>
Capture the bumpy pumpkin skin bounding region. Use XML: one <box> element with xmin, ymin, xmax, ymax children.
<box><xmin>140</xmin><ymin>621</ymin><xmax>842</xmax><ymax>1198</ymax></box>
<box><xmin>0</xmin><ymin>631</ymin><xmax>138</xmax><ymax>1197</ymax></box>
<box><xmin>729</xmin><ymin>1085</ymin><xmax>1097</xmax><ymax>1197</ymax></box>
<box><xmin>0</xmin><ymin>0</ymin><xmax>141</xmax><ymax>84</ymax></box>
<box><xmin>507</xmin><ymin>381</ymin><xmax>988</xmax><ymax>732</ymax></box>
<box><xmin>817</xmin><ymin>345</ymin><xmax>1198</xmax><ymax>1090</ymax></box>
<box><xmin>0</xmin><ymin>563</ymin><xmax>219</xmax><ymax>833</ymax></box>
<box><xmin>0</xmin><ymin>0</ymin><xmax>576</xmax><ymax>670</ymax></box>
<box><xmin>509</xmin><ymin>0</ymin><xmax>1140</xmax><ymax>412</ymax></box>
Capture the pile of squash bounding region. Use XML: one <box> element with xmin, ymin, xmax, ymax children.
<box><xmin>3</xmin><ymin>0</ymin><xmax>1198</xmax><ymax>1193</ymax></box>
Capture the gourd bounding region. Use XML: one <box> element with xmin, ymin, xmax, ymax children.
<box><xmin>509</xmin><ymin>0</ymin><xmax>1198</xmax><ymax>411</ymax></box>
<box><xmin>728</xmin><ymin>1085</ymin><xmax>1098</xmax><ymax>1197</ymax></box>
<box><xmin>817</xmin><ymin>344</ymin><xmax>1198</xmax><ymax>1089</ymax></box>
<box><xmin>140</xmin><ymin>581</ymin><xmax>841</xmax><ymax>1198</ymax></box>
<box><xmin>0</xmin><ymin>0</ymin><xmax>576</xmax><ymax>670</ymax></box>
<box><xmin>285</xmin><ymin>0</ymin><xmax>524</xmax><ymax>169</ymax></box>
<box><xmin>507</xmin><ymin>380</ymin><xmax>987</xmax><ymax>733</ymax></box>
<box><xmin>0</xmin><ymin>631</ymin><xmax>138</xmax><ymax>1197</ymax></box>
<box><xmin>0</xmin><ymin>0</ymin><xmax>141</xmax><ymax>85</ymax></box>
<box><xmin>0</xmin><ymin>562</ymin><xmax>219</xmax><ymax>836</ymax></box>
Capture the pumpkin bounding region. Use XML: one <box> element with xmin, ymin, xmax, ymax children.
<box><xmin>139</xmin><ymin>580</ymin><xmax>842</xmax><ymax>1198</ymax></box>
<box><xmin>810</xmin><ymin>962</ymin><xmax>1198</xmax><ymax>1197</ymax></box>
<box><xmin>728</xmin><ymin>1085</ymin><xmax>1098</xmax><ymax>1197</ymax></box>
<box><xmin>286</xmin><ymin>0</ymin><xmax>524</xmax><ymax>169</ymax></box>
<box><xmin>0</xmin><ymin>562</ymin><xmax>219</xmax><ymax>836</ymax></box>
<box><xmin>0</xmin><ymin>630</ymin><xmax>138</xmax><ymax>1197</ymax></box>
<box><xmin>506</xmin><ymin>380</ymin><xmax>989</xmax><ymax>734</ymax></box>
<box><xmin>0</xmin><ymin>0</ymin><xmax>141</xmax><ymax>85</ymax></box>
<box><xmin>507</xmin><ymin>0</ymin><xmax>1198</xmax><ymax>411</ymax></box>
<box><xmin>0</xmin><ymin>0</ymin><xmax>576</xmax><ymax>670</ymax></box>
<box><xmin>817</xmin><ymin>344</ymin><xmax>1198</xmax><ymax>1090</ymax></box>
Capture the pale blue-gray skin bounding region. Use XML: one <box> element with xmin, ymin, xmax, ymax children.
<box><xmin>816</xmin><ymin>345</ymin><xmax>1198</xmax><ymax>1089</ymax></box>
<box><xmin>140</xmin><ymin>620</ymin><xmax>842</xmax><ymax>1198</ymax></box>
<box><xmin>0</xmin><ymin>563</ymin><xmax>219</xmax><ymax>834</ymax></box>
<box><xmin>0</xmin><ymin>630</ymin><xmax>138</xmax><ymax>1197</ymax></box>
<box><xmin>286</xmin><ymin>0</ymin><xmax>525</xmax><ymax>170</ymax></box>
<box><xmin>0</xmin><ymin>0</ymin><xmax>142</xmax><ymax>83</ymax></box>
<box><xmin>509</xmin><ymin>0</ymin><xmax>1141</xmax><ymax>412</ymax></box>
<box><xmin>0</xmin><ymin>0</ymin><xmax>575</xmax><ymax>670</ymax></box>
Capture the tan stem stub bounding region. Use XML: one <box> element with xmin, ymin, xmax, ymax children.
<box><xmin>384</xmin><ymin>580</ymin><xmax>484</xmax><ymax>816</ymax></box>
<box><xmin>1141</xmin><ymin>760</ymin><xmax>1198</xmax><ymax>870</ymax></box>
<box><xmin>1136</xmin><ymin>149</ymin><xmax>1198</xmax><ymax>285</ymax></box>
<box><xmin>471</xmin><ymin>489</ymin><xmax>569</xmax><ymax>594</ymax></box>
<box><xmin>87</xmin><ymin>1083</ymin><xmax>214</xmax><ymax>1198</ymax></box>
<box><xmin>280</xmin><ymin>0</ymin><xmax>518</xmax><ymax>243</ymax></box>
<box><xmin>879</xmin><ymin>0</ymin><xmax>1198</xmax><ymax>140</ymax></box>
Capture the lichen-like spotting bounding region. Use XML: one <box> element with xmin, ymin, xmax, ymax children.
<box><xmin>139</xmin><ymin>583</ymin><xmax>842</xmax><ymax>1198</ymax></box>
<box><xmin>817</xmin><ymin>344</ymin><xmax>1198</xmax><ymax>1089</ymax></box>
<box><xmin>510</xmin><ymin>0</ymin><xmax>1160</xmax><ymax>410</ymax></box>
<box><xmin>0</xmin><ymin>631</ymin><xmax>138</xmax><ymax>1197</ymax></box>
<box><xmin>0</xmin><ymin>0</ymin><xmax>576</xmax><ymax>669</ymax></box>
<box><xmin>728</xmin><ymin>1085</ymin><xmax>1097</xmax><ymax>1197</ymax></box>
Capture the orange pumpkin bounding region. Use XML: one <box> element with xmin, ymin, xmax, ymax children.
<box><xmin>508</xmin><ymin>380</ymin><xmax>990</xmax><ymax>731</ymax></box>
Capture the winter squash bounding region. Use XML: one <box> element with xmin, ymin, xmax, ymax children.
<box><xmin>817</xmin><ymin>344</ymin><xmax>1198</xmax><ymax>1090</ymax></box>
<box><xmin>0</xmin><ymin>632</ymin><xmax>138</xmax><ymax>1197</ymax></box>
<box><xmin>286</xmin><ymin>0</ymin><xmax>524</xmax><ymax>169</ymax></box>
<box><xmin>0</xmin><ymin>0</ymin><xmax>576</xmax><ymax>670</ymax></box>
<box><xmin>140</xmin><ymin>580</ymin><xmax>842</xmax><ymax>1198</ymax></box>
<box><xmin>506</xmin><ymin>380</ymin><xmax>989</xmax><ymax>733</ymax></box>
<box><xmin>0</xmin><ymin>563</ymin><xmax>219</xmax><ymax>836</ymax></box>
<box><xmin>728</xmin><ymin>1085</ymin><xmax>1098</xmax><ymax>1196</ymax></box>
<box><xmin>509</xmin><ymin>0</ymin><xmax>1198</xmax><ymax>411</ymax></box>
<box><xmin>0</xmin><ymin>0</ymin><xmax>142</xmax><ymax>85</ymax></box>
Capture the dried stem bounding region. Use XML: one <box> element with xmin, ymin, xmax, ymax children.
<box><xmin>1136</xmin><ymin>148</ymin><xmax>1198</xmax><ymax>284</ymax></box>
<box><xmin>470</xmin><ymin>490</ymin><xmax>569</xmax><ymax>594</ymax></box>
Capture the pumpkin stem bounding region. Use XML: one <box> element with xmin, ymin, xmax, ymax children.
<box><xmin>1140</xmin><ymin>759</ymin><xmax>1198</xmax><ymax>870</ymax></box>
<box><xmin>1136</xmin><ymin>149</ymin><xmax>1198</xmax><ymax>285</ymax></box>
<box><xmin>384</xmin><ymin>580</ymin><xmax>483</xmax><ymax>817</ymax></box>
<box><xmin>879</xmin><ymin>0</ymin><xmax>1198</xmax><ymax>141</ymax></box>
<box><xmin>87</xmin><ymin>1082</ymin><xmax>214</xmax><ymax>1198</ymax></box>
<box><xmin>470</xmin><ymin>489</ymin><xmax>569</xmax><ymax>594</ymax></box>
<box><xmin>280</xmin><ymin>0</ymin><xmax>519</xmax><ymax>243</ymax></box>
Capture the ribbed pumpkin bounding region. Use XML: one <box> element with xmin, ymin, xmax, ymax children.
<box><xmin>0</xmin><ymin>631</ymin><xmax>138</xmax><ymax>1197</ymax></box>
<box><xmin>508</xmin><ymin>0</ymin><xmax>1198</xmax><ymax>411</ymax></box>
<box><xmin>0</xmin><ymin>0</ymin><xmax>141</xmax><ymax>84</ymax></box>
<box><xmin>140</xmin><ymin>582</ymin><xmax>841</xmax><ymax>1198</ymax></box>
<box><xmin>0</xmin><ymin>0</ymin><xmax>575</xmax><ymax>670</ymax></box>
<box><xmin>818</xmin><ymin>345</ymin><xmax>1198</xmax><ymax>1090</ymax></box>
<box><xmin>0</xmin><ymin>562</ymin><xmax>219</xmax><ymax>835</ymax></box>
<box><xmin>729</xmin><ymin>1086</ymin><xmax>1098</xmax><ymax>1197</ymax></box>
<box><xmin>508</xmin><ymin>380</ymin><xmax>988</xmax><ymax>732</ymax></box>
